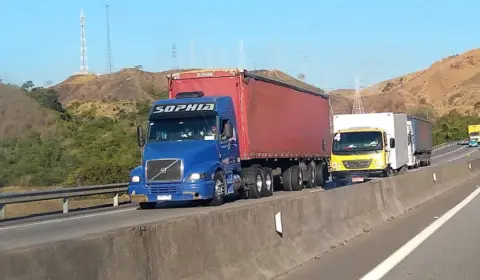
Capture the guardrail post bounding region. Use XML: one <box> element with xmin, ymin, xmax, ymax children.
<box><xmin>63</xmin><ymin>197</ymin><xmax>69</xmax><ymax>213</ymax></box>
<box><xmin>113</xmin><ymin>193</ymin><xmax>119</xmax><ymax>207</ymax></box>
<box><xmin>0</xmin><ymin>203</ymin><xmax>4</xmax><ymax>220</ymax></box>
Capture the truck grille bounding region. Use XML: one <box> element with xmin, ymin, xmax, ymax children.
<box><xmin>145</xmin><ymin>185</ymin><xmax>179</xmax><ymax>195</ymax></box>
<box><xmin>342</xmin><ymin>160</ymin><xmax>372</xmax><ymax>169</ymax></box>
<box><xmin>146</xmin><ymin>159</ymin><xmax>182</xmax><ymax>182</ymax></box>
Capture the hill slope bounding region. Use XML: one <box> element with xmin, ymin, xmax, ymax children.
<box><xmin>0</xmin><ymin>84</ymin><xmax>56</xmax><ymax>140</ymax></box>
<box><xmin>340</xmin><ymin>48</ymin><xmax>480</xmax><ymax>117</ymax></box>
<box><xmin>53</xmin><ymin>68</ymin><xmax>352</xmax><ymax>115</ymax></box>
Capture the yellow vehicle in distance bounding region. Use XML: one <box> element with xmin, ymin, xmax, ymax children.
<box><xmin>467</xmin><ymin>124</ymin><xmax>480</xmax><ymax>143</ymax></box>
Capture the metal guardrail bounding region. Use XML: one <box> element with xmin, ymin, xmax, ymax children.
<box><xmin>0</xmin><ymin>183</ymin><xmax>128</xmax><ymax>220</ymax></box>
<box><xmin>0</xmin><ymin>141</ymin><xmax>461</xmax><ymax>220</ymax></box>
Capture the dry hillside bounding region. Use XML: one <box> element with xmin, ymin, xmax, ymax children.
<box><xmin>53</xmin><ymin>68</ymin><xmax>352</xmax><ymax>115</ymax></box>
<box><xmin>53</xmin><ymin>68</ymin><xmax>191</xmax><ymax>105</ymax></box>
<box><xmin>0</xmin><ymin>84</ymin><xmax>56</xmax><ymax>140</ymax></box>
<box><xmin>53</xmin><ymin>47</ymin><xmax>480</xmax><ymax>119</ymax></box>
<box><xmin>339</xmin><ymin>48</ymin><xmax>480</xmax><ymax>116</ymax></box>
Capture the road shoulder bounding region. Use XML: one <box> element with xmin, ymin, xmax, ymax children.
<box><xmin>276</xmin><ymin>174</ymin><xmax>480</xmax><ymax>280</ymax></box>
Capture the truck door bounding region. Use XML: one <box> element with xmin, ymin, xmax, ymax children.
<box><xmin>406</xmin><ymin>122</ymin><xmax>414</xmax><ymax>167</ymax></box>
<box><xmin>383</xmin><ymin>132</ymin><xmax>391</xmax><ymax>165</ymax></box>
<box><xmin>219</xmin><ymin>118</ymin><xmax>239</xmax><ymax>194</ymax></box>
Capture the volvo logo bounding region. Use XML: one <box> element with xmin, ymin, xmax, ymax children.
<box><xmin>160</xmin><ymin>168</ymin><xmax>167</xmax><ymax>174</ymax></box>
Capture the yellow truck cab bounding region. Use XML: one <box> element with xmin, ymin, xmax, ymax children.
<box><xmin>330</xmin><ymin>113</ymin><xmax>409</xmax><ymax>183</ymax></box>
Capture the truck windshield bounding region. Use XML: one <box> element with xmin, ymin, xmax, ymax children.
<box><xmin>469</xmin><ymin>132</ymin><xmax>479</xmax><ymax>136</ymax></box>
<box><xmin>148</xmin><ymin>116</ymin><xmax>217</xmax><ymax>142</ymax></box>
<box><xmin>332</xmin><ymin>131</ymin><xmax>383</xmax><ymax>154</ymax></box>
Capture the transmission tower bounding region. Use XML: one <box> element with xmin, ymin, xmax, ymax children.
<box><xmin>105</xmin><ymin>5</ymin><xmax>113</xmax><ymax>74</ymax></box>
<box><xmin>328</xmin><ymin>95</ymin><xmax>334</xmax><ymax>133</ymax></box>
<box><xmin>207</xmin><ymin>47</ymin><xmax>213</xmax><ymax>69</ymax></box>
<box><xmin>172</xmin><ymin>44</ymin><xmax>179</xmax><ymax>69</ymax></box>
<box><xmin>238</xmin><ymin>40</ymin><xmax>245</xmax><ymax>69</ymax></box>
<box><xmin>352</xmin><ymin>73</ymin><xmax>365</xmax><ymax>114</ymax></box>
<box><xmin>189</xmin><ymin>40</ymin><xmax>195</xmax><ymax>68</ymax></box>
<box><xmin>79</xmin><ymin>8</ymin><xmax>88</xmax><ymax>74</ymax></box>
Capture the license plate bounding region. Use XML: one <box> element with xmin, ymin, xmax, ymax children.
<box><xmin>352</xmin><ymin>177</ymin><xmax>364</xmax><ymax>183</ymax></box>
<box><xmin>157</xmin><ymin>195</ymin><xmax>172</xmax><ymax>201</ymax></box>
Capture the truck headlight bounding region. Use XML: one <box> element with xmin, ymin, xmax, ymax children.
<box><xmin>186</xmin><ymin>173</ymin><xmax>207</xmax><ymax>181</ymax></box>
<box><xmin>131</xmin><ymin>176</ymin><xmax>140</xmax><ymax>183</ymax></box>
<box><xmin>331</xmin><ymin>162</ymin><xmax>339</xmax><ymax>171</ymax></box>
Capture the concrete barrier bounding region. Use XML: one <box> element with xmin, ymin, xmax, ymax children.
<box><xmin>1</xmin><ymin>157</ymin><xmax>480</xmax><ymax>280</ymax></box>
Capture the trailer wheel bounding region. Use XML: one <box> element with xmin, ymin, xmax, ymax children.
<box><xmin>315</xmin><ymin>162</ymin><xmax>328</xmax><ymax>187</ymax></box>
<box><xmin>261</xmin><ymin>167</ymin><xmax>273</xmax><ymax>197</ymax></box>
<box><xmin>414</xmin><ymin>157</ymin><xmax>420</xmax><ymax>169</ymax></box>
<box><xmin>248</xmin><ymin>166</ymin><xmax>264</xmax><ymax>199</ymax></box>
<box><xmin>290</xmin><ymin>165</ymin><xmax>303</xmax><ymax>191</ymax></box>
<box><xmin>305</xmin><ymin>161</ymin><xmax>316</xmax><ymax>188</ymax></box>
<box><xmin>139</xmin><ymin>202</ymin><xmax>156</xmax><ymax>209</ymax></box>
<box><xmin>282</xmin><ymin>168</ymin><xmax>293</xmax><ymax>191</ymax></box>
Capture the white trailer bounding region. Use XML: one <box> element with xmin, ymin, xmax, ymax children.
<box><xmin>333</xmin><ymin>112</ymin><xmax>409</xmax><ymax>172</ymax></box>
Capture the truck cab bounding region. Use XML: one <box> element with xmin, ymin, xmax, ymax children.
<box><xmin>128</xmin><ymin>91</ymin><xmax>241</xmax><ymax>208</ymax></box>
<box><xmin>468</xmin><ymin>125</ymin><xmax>480</xmax><ymax>143</ymax></box>
<box><xmin>330</xmin><ymin>127</ymin><xmax>395</xmax><ymax>183</ymax></box>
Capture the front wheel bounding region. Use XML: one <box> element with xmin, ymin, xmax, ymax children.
<box><xmin>385</xmin><ymin>167</ymin><xmax>394</xmax><ymax>177</ymax></box>
<box><xmin>206</xmin><ymin>171</ymin><xmax>226</xmax><ymax>206</ymax></box>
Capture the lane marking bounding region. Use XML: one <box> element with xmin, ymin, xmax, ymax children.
<box><xmin>0</xmin><ymin>207</ymin><xmax>137</xmax><ymax>231</ymax></box>
<box><xmin>360</xmin><ymin>186</ymin><xmax>480</xmax><ymax>280</ymax></box>
<box><xmin>432</xmin><ymin>146</ymin><xmax>466</xmax><ymax>159</ymax></box>
<box><xmin>447</xmin><ymin>150</ymin><xmax>477</xmax><ymax>163</ymax></box>
<box><xmin>426</xmin><ymin>149</ymin><xmax>478</xmax><ymax>169</ymax></box>
<box><xmin>409</xmin><ymin>149</ymin><xmax>475</xmax><ymax>172</ymax></box>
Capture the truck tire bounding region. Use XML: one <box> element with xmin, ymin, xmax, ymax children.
<box><xmin>290</xmin><ymin>165</ymin><xmax>303</xmax><ymax>191</ymax></box>
<box><xmin>385</xmin><ymin>168</ymin><xmax>394</xmax><ymax>177</ymax></box>
<box><xmin>261</xmin><ymin>167</ymin><xmax>273</xmax><ymax>197</ymax></box>
<box><xmin>315</xmin><ymin>162</ymin><xmax>328</xmax><ymax>187</ymax></box>
<box><xmin>207</xmin><ymin>171</ymin><xmax>226</xmax><ymax>206</ymax></box>
<box><xmin>139</xmin><ymin>202</ymin><xmax>156</xmax><ymax>209</ymax></box>
<box><xmin>305</xmin><ymin>161</ymin><xmax>316</xmax><ymax>188</ymax></box>
<box><xmin>282</xmin><ymin>168</ymin><xmax>293</xmax><ymax>191</ymax></box>
<box><xmin>248</xmin><ymin>166</ymin><xmax>264</xmax><ymax>199</ymax></box>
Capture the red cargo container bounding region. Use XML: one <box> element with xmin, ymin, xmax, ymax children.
<box><xmin>168</xmin><ymin>69</ymin><xmax>331</xmax><ymax>160</ymax></box>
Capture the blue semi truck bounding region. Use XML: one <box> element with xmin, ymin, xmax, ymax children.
<box><xmin>127</xmin><ymin>69</ymin><xmax>332</xmax><ymax>209</ymax></box>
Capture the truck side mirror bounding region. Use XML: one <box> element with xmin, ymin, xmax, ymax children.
<box><xmin>322</xmin><ymin>140</ymin><xmax>326</xmax><ymax>151</ymax></box>
<box><xmin>137</xmin><ymin>125</ymin><xmax>145</xmax><ymax>147</ymax></box>
<box><xmin>389</xmin><ymin>138</ymin><xmax>396</xmax><ymax>148</ymax></box>
<box><xmin>224</xmin><ymin>122</ymin><xmax>233</xmax><ymax>139</ymax></box>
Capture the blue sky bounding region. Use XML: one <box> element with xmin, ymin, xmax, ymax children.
<box><xmin>0</xmin><ymin>0</ymin><xmax>478</xmax><ymax>89</ymax></box>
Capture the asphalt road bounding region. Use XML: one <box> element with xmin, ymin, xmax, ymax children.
<box><xmin>0</xmin><ymin>143</ymin><xmax>474</xmax><ymax>253</ymax></box>
<box><xmin>277</xmin><ymin>149</ymin><xmax>480</xmax><ymax>280</ymax></box>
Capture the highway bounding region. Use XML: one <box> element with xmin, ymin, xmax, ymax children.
<box><xmin>277</xmin><ymin>147</ymin><xmax>480</xmax><ymax>280</ymax></box>
<box><xmin>0</xmin><ymin>143</ymin><xmax>473</xmax><ymax>254</ymax></box>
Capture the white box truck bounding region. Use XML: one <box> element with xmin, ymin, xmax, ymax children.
<box><xmin>330</xmin><ymin>112</ymin><xmax>409</xmax><ymax>182</ymax></box>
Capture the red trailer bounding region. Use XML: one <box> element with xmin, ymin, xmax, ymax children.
<box><xmin>168</xmin><ymin>68</ymin><xmax>331</xmax><ymax>192</ymax></box>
